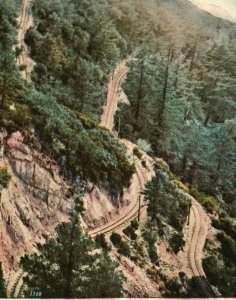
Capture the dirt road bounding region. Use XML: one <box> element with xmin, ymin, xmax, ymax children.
<box><xmin>99</xmin><ymin>58</ymin><xmax>215</xmax><ymax>296</ymax></box>
<box><xmin>178</xmin><ymin>197</ymin><xmax>217</xmax><ymax>296</ymax></box>
<box><xmin>89</xmin><ymin>59</ymin><xmax>154</xmax><ymax>237</ymax></box>
<box><xmin>16</xmin><ymin>0</ymin><xmax>35</xmax><ymax>81</ymax></box>
<box><xmin>100</xmin><ymin>59</ymin><xmax>131</xmax><ymax>131</ymax></box>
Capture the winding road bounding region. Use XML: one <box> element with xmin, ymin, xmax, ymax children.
<box><xmin>89</xmin><ymin>60</ymin><xmax>154</xmax><ymax>237</ymax></box>
<box><xmin>9</xmin><ymin>1</ymin><xmax>217</xmax><ymax>297</ymax></box>
<box><xmin>16</xmin><ymin>0</ymin><xmax>35</xmax><ymax>81</ymax></box>
<box><xmin>93</xmin><ymin>58</ymin><xmax>217</xmax><ymax>296</ymax></box>
<box><xmin>180</xmin><ymin>198</ymin><xmax>217</xmax><ymax>296</ymax></box>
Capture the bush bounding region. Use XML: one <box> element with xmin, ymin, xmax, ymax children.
<box><xmin>190</xmin><ymin>188</ymin><xmax>219</xmax><ymax>213</ymax></box>
<box><xmin>217</xmin><ymin>232</ymin><xmax>236</xmax><ymax>262</ymax></box>
<box><xmin>163</xmin><ymin>279</ymin><xmax>184</xmax><ymax>297</ymax></box>
<box><xmin>173</xmin><ymin>179</ymin><xmax>189</xmax><ymax>192</ymax></box>
<box><xmin>143</xmin><ymin>231</ymin><xmax>159</xmax><ymax>264</ymax></box>
<box><xmin>133</xmin><ymin>147</ymin><xmax>142</xmax><ymax>159</ymax></box>
<box><xmin>95</xmin><ymin>234</ymin><xmax>111</xmax><ymax>251</ymax></box>
<box><xmin>123</xmin><ymin>225</ymin><xmax>137</xmax><ymax>240</ymax></box>
<box><xmin>141</xmin><ymin>160</ymin><xmax>146</xmax><ymax>168</ymax></box>
<box><xmin>212</xmin><ymin>217</ymin><xmax>236</xmax><ymax>240</ymax></box>
<box><xmin>0</xmin><ymin>164</ymin><xmax>11</xmax><ymax>189</ymax></box>
<box><xmin>131</xmin><ymin>220</ymin><xmax>139</xmax><ymax>230</ymax></box>
<box><xmin>203</xmin><ymin>247</ymin><xmax>236</xmax><ymax>296</ymax></box>
<box><xmin>110</xmin><ymin>233</ymin><xmax>131</xmax><ymax>257</ymax></box>
<box><xmin>169</xmin><ymin>232</ymin><xmax>185</xmax><ymax>254</ymax></box>
<box><xmin>202</xmin><ymin>196</ymin><xmax>219</xmax><ymax>214</ymax></box>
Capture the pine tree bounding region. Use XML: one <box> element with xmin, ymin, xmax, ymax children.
<box><xmin>20</xmin><ymin>193</ymin><xmax>124</xmax><ymax>298</ymax></box>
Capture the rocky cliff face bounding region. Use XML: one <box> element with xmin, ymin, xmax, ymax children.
<box><xmin>0</xmin><ymin>131</ymin><xmax>130</xmax><ymax>278</ymax></box>
<box><xmin>83</xmin><ymin>184</ymin><xmax>130</xmax><ymax>229</ymax></box>
<box><xmin>0</xmin><ymin>132</ymin><xmax>70</xmax><ymax>277</ymax></box>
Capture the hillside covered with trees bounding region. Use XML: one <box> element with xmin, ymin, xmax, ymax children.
<box><xmin>0</xmin><ymin>0</ymin><xmax>236</xmax><ymax>297</ymax></box>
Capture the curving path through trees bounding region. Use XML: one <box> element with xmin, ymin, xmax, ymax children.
<box><xmin>89</xmin><ymin>59</ymin><xmax>154</xmax><ymax>237</ymax></box>
<box><xmin>16</xmin><ymin>0</ymin><xmax>35</xmax><ymax>81</ymax></box>
<box><xmin>181</xmin><ymin>198</ymin><xmax>217</xmax><ymax>297</ymax></box>
<box><xmin>10</xmin><ymin>2</ymin><xmax>216</xmax><ymax>296</ymax></box>
<box><xmin>95</xmin><ymin>58</ymin><xmax>217</xmax><ymax>297</ymax></box>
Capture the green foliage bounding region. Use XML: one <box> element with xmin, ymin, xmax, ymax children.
<box><xmin>21</xmin><ymin>221</ymin><xmax>124</xmax><ymax>297</ymax></box>
<box><xmin>0</xmin><ymin>165</ymin><xmax>11</xmax><ymax>189</ymax></box>
<box><xmin>142</xmin><ymin>231</ymin><xmax>159</xmax><ymax>264</ymax></box>
<box><xmin>95</xmin><ymin>234</ymin><xmax>111</xmax><ymax>251</ymax></box>
<box><xmin>169</xmin><ymin>232</ymin><xmax>185</xmax><ymax>254</ymax></box>
<box><xmin>0</xmin><ymin>263</ymin><xmax>6</xmax><ymax>298</ymax></box>
<box><xmin>123</xmin><ymin>224</ymin><xmax>137</xmax><ymax>240</ymax></box>
<box><xmin>0</xmin><ymin>0</ymin><xmax>134</xmax><ymax>194</ymax></box>
<box><xmin>190</xmin><ymin>188</ymin><xmax>219</xmax><ymax>214</ymax></box>
<box><xmin>26</xmin><ymin>89</ymin><xmax>134</xmax><ymax>193</ymax></box>
<box><xmin>212</xmin><ymin>217</ymin><xmax>236</xmax><ymax>240</ymax></box>
<box><xmin>130</xmin><ymin>220</ymin><xmax>139</xmax><ymax>230</ymax></box>
<box><xmin>144</xmin><ymin>168</ymin><xmax>190</xmax><ymax>231</ymax></box>
<box><xmin>163</xmin><ymin>278</ymin><xmax>184</xmax><ymax>297</ymax></box>
<box><xmin>133</xmin><ymin>147</ymin><xmax>142</xmax><ymax>159</ymax></box>
<box><xmin>217</xmin><ymin>232</ymin><xmax>236</xmax><ymax>262</ymax></box>
<box><xmin>203</xmin><ymin>237</ymin><xmax>236</xmax><ymax>297</ymax></box>
<box><xmin>110</xmin><ymin>233</ymin><xmax>131</xmax><ymax>257</ymax></box>
<box><xmin>25</xmin><ymin>0</ymin><xmax>126</xmax><ymax>120</ymax></box>
<box><xmin>111</xmin><ymin>2</ymin><xmax>236</xmax><ymax>212</ymax></box>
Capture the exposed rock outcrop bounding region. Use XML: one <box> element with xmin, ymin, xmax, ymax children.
<box><xmin>0</xmin><ymin>132</ymin><xmax>70</xmax><ymax>278</ymax></box>
<box><xmin>83</xmin><ymin>184</ymin><xmax>130</xmax><ymax>229</ymax></box>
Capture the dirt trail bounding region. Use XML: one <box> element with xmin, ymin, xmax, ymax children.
<box><xmin>178</xmin><ymin>197</ymin><xmax>210</xmax><ymax>278</ymax></box>
<box><xmin>100</xmin><ymin>58</ymin><xmax>131</xmax><ymax>131</ymax></box>
<box><xmin>99</xmin><ymin>58</ymin><xmax>213</xmax><ymax>295</ymax></box>
<box><xmin>12</xmin><ymin>1</ymin><xmax>212</xmax><ymax>293</ymax></box>
<box><xmin>88</xmin><ymin>61</ymin><xmax>155</xmax><ymax>237</ymax></box>
<box><xmin>89</xmin><ymin>141</ymin><xmax>154</xmax><ymax>237</ymax></box>
<box><xmin>16</xmin><ymin>0</ymin><xmax>36</xmax><ymax>81</ymax></box>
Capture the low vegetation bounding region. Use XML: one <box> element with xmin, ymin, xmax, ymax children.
<box><xmin>0</xmin><ymin>263</ymin><xmax>6</xmax><ymax>298</ymax></box>
<box><xmin>0</xmin><ymin>0</ymin><xmax>135</xmax><ymax>195</ymax></box>
<box><xmin>123</xmin><ymin>220</ymin><xmax>138</xmax><ymax>240</ymax></box>
<box><xmin>0</xmin><ymin>164</ymin><xmax>11</xmax><ymax>190</ymax></box>
<box><xmin>144</xmin><ymin>166</ymin><xmax>190</xmax><ymax>232</ymax></box>
<box><xmin>203</xmin><ymin>234</ymin><xmax>236</xmax><ymax>297</ymax></box>
<box><xmin>21</xmin><ymin>200</ymin><xmax>124</xmax><ymax>298</ymax></box>
<box><xmin>110</xmin><ymin>232</ymin><xmax>131</xmax><ymax>257</ymax></box>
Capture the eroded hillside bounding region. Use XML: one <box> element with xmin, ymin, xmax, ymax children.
<box><xmin>0</xmin><ymin>0</ymin><xmax>235</xmax><ymax>298</ymax></box>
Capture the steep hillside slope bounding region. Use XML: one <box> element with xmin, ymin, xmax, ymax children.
<box><xmin>16</xmin><ymin>0</ymin><xmax>35</xmax><ymax>81</ymax></box>
<box><xmin>0</xmin><ymin>131</ymin><xmax>69</xmax><ymax>276</ymax></box>
<box><xmin>1</xmin><ymin>0</ymin><xmax>235</xmax><ymax>297</ymax></box>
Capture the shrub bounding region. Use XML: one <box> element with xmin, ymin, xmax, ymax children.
<box><xmin>137</xmin><ymin>138</ymin><xmax>152</xmax><ymax>153</ymax></box>
<box><xmin>173</xmin><ymin>179</ymin><xmax>189</xmax><ymax>192</ymax></box>
<box><xmin>169</xmin><ymin>232</ymin><xmax>185</xmax><ymax>254</ymax></box>
<box><xmin>131</xmin><ymin>220</ymin><xmax>139</xmax><ymax>230</ymax></box>
<box><xmin>110</xmin><ymin>232</ymin><xmax>122</xmax><ymax>244</ymax></box>
<box><xmin>212</xmin><ymin>217</ymin><xmax>236</xmax><ymax>240</ymax></box>
<box><xmin>190</xmin><ymin>187</ymin><xmax>219</xmax><ymax>213</ymax></box>
<box><xmin>143</xmin><ymin>231</ymin><xmax>159</xmax><ymax>264</ymax></box>
<box><xmin>163</xmin><ymin>278</ymin><xmax>184</xmax><ymax>297</ymax></box>
<box><xmin>217</xmin><ymin>232</ymin><xmax>236</xmax><ymax>262</ymax></box>
<box><xmin>133</xmin><ymin>147</ymin><xmax>142</xmax><ymax>159</ymax></box>
<box><xmin>155</xmin><ymin>159</ymin><xmax>169</xmax><ymax>172</ymax></box>
<box><xmin>141</xmin><ymin>160</ymin><xmax>146</xmax><ymax>168</ymax></box>
<box><xmin>202</xmin><ymin>196</ymin><xmax>219</xmax><ymax>214</ymax></box>
<box><xmin>203</xmin><ymin>242</ymin><xmax>236</xmax><ymax>296</ymax></box>
<box><xmin>95</xmin><ymin>234</ymin><xmax>111</xmax><ymax>251</ymax></box>
<box><xmin>77</xmin><ymin>112</ymin><xmax>99</xmax><ymax>130</ymax></box>
<box><xmin>110</xmin><ymin>233</ymin><xmax>130</xmax><ymax>257</ymax></box>
<box><xmin>0</xmin><ymin>164</ymin><xmax>11</xmax><ymax>189</ymax></box>
<box><xmin>123</xmin><ymin>225</ymin><xmax>137</xmax><ymax>240</ymax></box>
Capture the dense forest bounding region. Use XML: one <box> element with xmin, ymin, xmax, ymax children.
<box><xmin>0</xmin><ymin>0</ymin><xmax>236</xmax><ymax>297</ymax></box>
<box><xmin>0</xmin><ymin>0</ymin><xmax>135</xmax><ymax>196</ymax></box>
